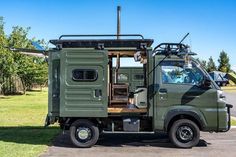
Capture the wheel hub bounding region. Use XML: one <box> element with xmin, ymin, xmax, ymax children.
<box><xmin>77</xmin><ymin>127</ymin><xmax>90</xmax><ymax>140</ymax></box>
<box><xmin>177</xmin><ymin>126</ymin><xmax>193</xmax><ymax>142</ymax></box>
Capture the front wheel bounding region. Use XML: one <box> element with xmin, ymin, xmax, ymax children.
<box><xmin>169</xmin><ymin>119</ymin><xmax>200</xmax><ymax>148</ymax></box>
<box><xmin>70</xmin><ymin>119</ymin><xmax>99</xmax><ymax>148</ymax></box>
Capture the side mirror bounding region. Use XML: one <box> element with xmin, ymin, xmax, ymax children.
<box><xmin>203</xmin><ymin>78</ymin><xmax>212</xmax><ymax>87</ymax></box>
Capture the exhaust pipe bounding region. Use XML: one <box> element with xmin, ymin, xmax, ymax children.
<box><xmin>117</xmin><ymin>6</ymin><xmax>121</xmax><ymax>39</ymax></box>
<box><xmin>115</xmin><ymin>6</ymin><xmax>121</xmax><ymax>83</ymax></box>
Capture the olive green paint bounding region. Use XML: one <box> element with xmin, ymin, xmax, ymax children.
<box><xmin>47</xmin><ymin>46</ymin><xmax>230</xmax><ymax>132</ymax></box>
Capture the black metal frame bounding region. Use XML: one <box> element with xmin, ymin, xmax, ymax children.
<box><xmin>50</xmin><ymin>34</ymin><xmax>153</xmax><ymax>50</ymax></box>
<box><xmin>153</xmin><ymin>43</ymin><xmax>196</xmax><ymax>56</ymax></box>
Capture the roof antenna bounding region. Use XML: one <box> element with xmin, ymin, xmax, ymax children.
<box><xmin>179</xmin><ymin>32</ymin><xmax>190</xmax><ymax>44</ymax></box>
<box><xmin>179</xmin><ymin>33</ymin><xmax>193</xmax><ymax>69</ymax></box>
<box><xmin>117</xmin><ymin>6</ymin><xmax>121</xmax><ymax>39</ymax></box>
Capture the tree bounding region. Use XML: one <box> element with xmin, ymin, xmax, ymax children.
<box><xmin>8</xmin><ymin>26</ymin><xmax>32</xmax><ymax>48</ymax></box>
<box><xmin>195</xmin><ymin>58</ymin><xmax>207</xmax><ymax>70</ymax></box>
<box><xmin>7</xmin><ymin>26</ymin><xmax>48</xmax><ymax>93</ymax></box>
<box><xmin>201</xmin><ymin>60</ymin><xmax>207</xmax><ymax>70</ymax></box>
<box><xmin>0</xmin><ymin>18</ymin><xmax>48</xmax><ymax>94</ymax></box>
<box><xmin>206</xmin><ymin>56</ymin><xmax>217</xmax><ymax>72</ymax></box>
<box><xmin>0</xmin><ymin>17</ymin><xmax>16</xmax><ymax>94</ymax></box>
<box><xmin>32</xmin><ymin>57</ymin><xmax>48</xmax><ymax>89</ymax></box>
<box><xmin>218</xmin><ymin>51</ymin><xmax>231</xmax><ymax>73</ymax></box>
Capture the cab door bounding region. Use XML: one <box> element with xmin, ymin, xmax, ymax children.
<box><xmin>60</xmin><ymin>49</ymin><xmax>108</xmax><ymax>117</ymax></box>
<box><xmin>153</xmin><ymin>58</ymin><xmax>218</xmax><ymax>130</ymax></box>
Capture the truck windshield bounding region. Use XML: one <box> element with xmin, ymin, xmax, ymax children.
<box><xmin>161</xmin><ymin>61</ymin><xmax>204</xmax><ymax>85</ymax></box>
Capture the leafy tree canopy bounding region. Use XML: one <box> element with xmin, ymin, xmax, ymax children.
<box><xmin>0</xmin><ymin>17</ymin><xmax>48</xmax><ymax>94</ymax></box>
<box><xmin>206</xmin><ymin>56</ymin><xmax>217</xmax><ymax>72</ymax></box>
<box><xmin>218</xmin><ymin>50</ymin><xmax>231</xmax><ymax>73</ymax></box>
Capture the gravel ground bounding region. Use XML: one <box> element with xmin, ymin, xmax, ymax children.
<box><xmin>41</xmin><ymin>129</ymin><xmax>236</xmax><ymax>157</ymax></box>
<box><xmin>41</xmin><ymin>91</ymin><xmax>236</xmax><ymax>157</ymax></box>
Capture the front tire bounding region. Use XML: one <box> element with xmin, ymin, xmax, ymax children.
<box><xmin>169</xmin><ymin>119</ymin><xmax>200</xmax><ymax>148</ymax></box>
<box><xmin>70</xmin><ymin>119</ymin><xmax>99</xmax><ymax>148</ymax></box>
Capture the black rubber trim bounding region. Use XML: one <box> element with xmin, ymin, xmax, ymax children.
<box><xmin>226</xmin><ymin>104</ymin><xmax>233</xmax><ymax>132</ymax></box>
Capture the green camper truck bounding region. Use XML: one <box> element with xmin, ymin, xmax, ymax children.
<box><xmin>45</xmin><ymin>34</ymin><xmax>232</xmax><ymax>148</ymax></box>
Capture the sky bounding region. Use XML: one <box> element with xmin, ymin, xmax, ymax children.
<box><xmin>0</xmin><ymin>0</ymin><xmax>236</xmax><ymax>69</ymax></box>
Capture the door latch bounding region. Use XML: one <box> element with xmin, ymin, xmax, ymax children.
<box><xmin>159</xmin><ymin>88</ymin><xmax>167</xmax><ymax>100</ymax></box>
<box><xmin>94</xmin><ymin>89</ymin><xmax>102</xmax><ymax>100</ymax></box>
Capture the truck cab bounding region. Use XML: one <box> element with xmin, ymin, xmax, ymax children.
<box><xmin>45</xmin><ymin>34</ymin><xmax>232</xmax><ymax>148</ymax></box>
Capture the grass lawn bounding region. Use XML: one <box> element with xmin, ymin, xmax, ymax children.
<box><xmin>221</xmin><ymin>86</ymin><xmax>236</xmax><ymax>92</ymax></box>
<box><xmin>0</xmin><ymin>89</ymin><xmax>60</xmax><ymax>157</ymax></box>
<box><xmin>231</xmin><ymin>118</ymin><xmax>236</xmax><ymax>126</ymax></box>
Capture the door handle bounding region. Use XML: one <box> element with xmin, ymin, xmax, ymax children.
<box><xmin>159</xmin><ymin>88</ymin><xmax>167</xmax><ymax>100</ymax></box>
<box><xmin>159</xmin><ymin>88</ymin><xmax>167</xmax><ymax>94</ymax></box>
<box><xmin>94</xmin><ymin>89</ymin><xmax>102</xmax><ymax>100</ymax></box>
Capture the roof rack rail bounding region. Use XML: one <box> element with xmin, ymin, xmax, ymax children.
<box><xmin>50</xmin><ymin>34</ymin><xmax>153</xmax><ymax>49</ymax></box>
<box><xmin>59</xmin><ymin>34</ymin><xmax>144</xmax><ymax>40</ymax></box>
<box><xmin>152</xmin><ymin>43</ymin><xmax>197</xmax><ymax>56</ymax></box>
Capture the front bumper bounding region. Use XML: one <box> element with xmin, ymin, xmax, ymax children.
<box><xmin>225</xmin><ymin>104</ymin><xmax>233</xmax><ymax>131</ymax></box>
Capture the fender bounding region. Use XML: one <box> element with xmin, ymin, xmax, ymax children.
<box><xmin>164</xmin><ymin>109</ymin><xmax>207</xmax><ymax>131</ymax></box>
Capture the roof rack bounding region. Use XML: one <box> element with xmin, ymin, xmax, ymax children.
<box><xmin>49</xmin><ymin>34</ymin><xmax>153</xmax><ymax>50</ymax></box>
<box><xmin>59</xmin><ymin>34</ymin><xmax>144</xmax><ymax>40</ymax></box>
<box><xmin>152</xmin><ymin>43</ymin><xmax>197</xmax><ymax>56</ymax></box>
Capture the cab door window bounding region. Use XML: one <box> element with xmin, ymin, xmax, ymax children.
<box><xmin>161</xmin><ymin>61</ymin><xmax>204</xmax><ymax>86</ymax></box>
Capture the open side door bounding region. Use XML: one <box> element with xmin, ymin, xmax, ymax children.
<box><xmin>60</xmin><ymin>49</ymin><xmax>108</xmax><ymax>117</ymax></box>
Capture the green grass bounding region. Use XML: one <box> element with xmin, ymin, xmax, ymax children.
<box><xmin>231</xmin><ymin>118</ymin><xmax>236</xmax><ymax>126</ymax></box>
<box><xmin>0</xmin><ymin>89</ymin><xmax>60</xmax><ymax>157</ymax></box>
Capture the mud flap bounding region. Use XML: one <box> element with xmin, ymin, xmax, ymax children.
<box><xmin>44</xmin><ymin>114</ymin><xmax>50</xmax><ymax>127</ymax></box>
<box><xmin>44</xmin><ymin>114</ymin><xmax>57</xmax><ymax>127</ymax></box>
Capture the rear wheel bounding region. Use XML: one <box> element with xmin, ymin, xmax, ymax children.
<box><xmin>70</xmin><ymin>119</ymin><xmax>99</xmax><ymax>148</ymax></box>
<box><xmin>169</xmin><ymin>119</ymin><xmax>200</xmax><ymax>148</ymax></box>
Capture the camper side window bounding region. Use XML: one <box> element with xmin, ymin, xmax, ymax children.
<box><xmin>72</xmin><ymin>69</ymin><xmax>98</xmax><ymax>81</ymax></box>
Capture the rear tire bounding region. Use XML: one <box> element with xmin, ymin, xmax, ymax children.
<box><xmin>70</xmin><ymin>119</ymin><xmax>99</xmax><ymax>148</ymax></box>
<box><xmin>169</xmin><ymin>119</ymin><xmax>200</xmax><ymax>148</ymax></box>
